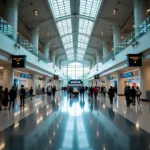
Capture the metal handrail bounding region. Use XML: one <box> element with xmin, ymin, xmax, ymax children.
<box><xmin>102</xmin><ymin>16</ymin><xmax>150</xmax><ymax>64</ymax></box>
<box><xmin>0</xmin><ymin>17</ymin><xmax>50</xmax><ymax>64</ymax></box>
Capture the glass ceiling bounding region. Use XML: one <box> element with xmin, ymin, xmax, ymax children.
<box><xmin>48</xmin><ymin>0</ymin><xmax>102</xmax><ymax>62</ymax></box>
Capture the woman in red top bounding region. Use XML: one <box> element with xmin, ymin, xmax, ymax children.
<box><xmin>93</xmin><ymin>86</ymin><xmax>99</xmax><ymax>102</ymax></box>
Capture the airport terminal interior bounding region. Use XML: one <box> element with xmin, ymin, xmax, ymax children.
<box><xmin>0</xmin><ymin>0</ymin><xmax>150</xmax><ymax>149</ymax></box>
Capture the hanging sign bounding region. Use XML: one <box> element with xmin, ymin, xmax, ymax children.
<box><xmin>127</xmin><ymin>54</ymin><xmax>142</xmax><ymax>67</ymax></box>
<box><xmin>12</xmin><ymin>55</ymin><xmax>27</xmax><ymax>68</ymax></box>
<box><xmin>94</xmin><ymin>75</ymin><xmax>99</xmax><ymax>79</ymax></box>
<box><xmin>54</xmin><ymin>75</ymin><xmax>59</xmax><ymax>80</ymax></box>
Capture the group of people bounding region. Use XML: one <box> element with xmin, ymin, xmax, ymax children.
<box><xmin>46</xmin><ymin>85</ymin><xmax>57</xmax><ymax>98</ymax></box>
<box><xmin>124</xmin><ymin>86</ymin><xmax>141</xmax><ymax>107</ymax></box>
<box><xmin>0</xmin><ymin>85</ymin><xmax>27</xmax><ymax>110</ymax></box>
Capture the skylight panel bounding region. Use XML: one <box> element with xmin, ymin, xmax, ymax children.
<box><xmin>79</xmin><ymin>18</ymin><xmax>94</xmax><ymax>35</ymax></box>
<box><xmin>79</xmin><ymin>0</ymin><xmax>102</xmax><ymax>18</ymax></box>
<box><xmin>78</xmin><ymin>49</ymin><xmax>85</xmax><ymax>55</ymax></box>
<box><xmin>64</xmin><ymin>43</ymin><xmax>73</xmax><ymax>49</ymax></box>
<box><xmin>57</xmin><ymin>19</ymin><xmax>72</xmax><ymax>36</ymax></box>
<box><xmin>68</xmin><ymin>55</ymin><xmax>74</xmax><ymax>60</ymax></box>
<box><xmin>66</xmin><ymin>50</ymin><xmax>74</xmax><ymax>55</ymax></box>
<box><xmin>78</xmin><ymin>42</ymin><xmax>87</xmax><ymax>49</ymax></box>
<box><xmin>62</xmin><ymin>35</ymin><xmax>73</xmax><ymax>44</ymax></box>
<box><xmin>49</xmin><ymin>0</ymin><xmax>71</xmax><ymax>19</ymax></box>
<box><xmin>78</xmin><ymin>35</ymin><xmax>89</xmax><ymax>44</ymax></box>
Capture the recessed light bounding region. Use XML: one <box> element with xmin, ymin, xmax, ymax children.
<box><xmin>121</xmin><ymin>36</ymin><xmax>124</xmax><ymax>39</ymax></box>
<box><xmin>0</xmin><ymin>67</ymin><xmax>4</xmax><ymax>69</ymax></box>
<box><xmin>147</xmin><ymin>9</ymin><xmax>150</xmax><ymax>12</ymax></box>
<box><xmin>46</xmin><ymin>31</ymin><xmax>50</xmax><ymax>36</ymax></box>
<box><xmin>133</xmin><ymin>25</ymin><xmax>135</xmax><ymax>28</ymax></box>
<box><xmin>113</xmin><ymin>8</ymin><xmax>118</xmax><ymax>15</ymax></box>
<box><xmin>101</xmin><ymin>31</ymin><xmax>104</xmax><ymax>35</ymax></box>
<box><xmin>33</xmin><ymin>10</ymin><xmax>38</xmax><ymax>16</ymax></box>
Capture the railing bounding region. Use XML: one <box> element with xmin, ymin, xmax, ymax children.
<box><xmin>102</xmin><ymin>16</ymin><xmax>150</xmax><ymax>64</ymax></box>
<box><xmin>0</xmin><ymin>17</ymin><xmax>50</xmax><ymax>64</ymax></box>
<box><xmin>0</xmin><ymin>17</ymin><xmax>15</xmax><ymax>41</ymax></box>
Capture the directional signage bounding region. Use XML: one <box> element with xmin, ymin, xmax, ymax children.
<box><xmin>12</xmin><ymin>55</ymin><xmax>26</xmax><ymax>68</ymax></box>
<box><xmin>54</xmin><ymin>75</ymin><xmax>59</xmax><ymax>80</ymax></box>
<box><xmin>68</xmin><ymin>80</ymin><xmax>83</xmax><ymax>84</ymax></box>
<box><xmin>127</xmin><ymin>54</ymin><xmax>142</xmax><ymax>67</ymax></box>
<box><xmin>94</xmin><ymin>75</ymin><xmax>99</xmax><ymax>79</ymax></box>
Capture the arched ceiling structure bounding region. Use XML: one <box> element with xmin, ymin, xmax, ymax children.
<box><xmin>11</xmin><ymin>0</ymin><xmax>150</xmax><ymax>67</ymax></box>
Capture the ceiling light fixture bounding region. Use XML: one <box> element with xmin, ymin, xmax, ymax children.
<box><xmin>147</xmin><ymin>9</ymin><xmax>150</xmax><ymax>12</ymax></box>
<box><xmin>46</xmin><ymin>31</ymin><xmax>50</xmax><ymax>36</ymax></box>
<box><xmin>121</xmin><ymin>36</ymin><xmax>124</xmax><ymax>39</ymax></box>
<box><xmin>101</xmin><ymin>31</ymin><xmax>104</xmax><ymax>35</ymax></box>
<box><xmin>113</xmin><ymin>8</ymin><xmax>118</xmax><ymax>15</ymax></box>
<box><xmin>33</xmin><ymin>10</ymin><xmax>38</xmax><ymax>16</ymax></box>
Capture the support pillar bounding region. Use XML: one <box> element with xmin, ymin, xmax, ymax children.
<box><xmin>5</xmin><ymin>0</ymin><xmax>19</xmax><ymax>41</ymax></box>
<box><xmin>44</xmin><ymin>42</ymin><xmax>50</xmax><ymax>59</ymax></box>
<box><xmin>32</xmin><ymin>27</ymin><xmax>40</xmax><ymax>54</ymax></box>
<box><xmin>105</xmin><ymin>76</ymin><xmax>109</xmax><ymax>91</ymax></box>
<box><xmin>3</xmin><ymin>65</ymin><xmax>14</xmax><ymax>89</ymax></box>
<box><xmin>96</xmin><ymin>51</ymin><xmax>101</xmax><ymax>64</ymax></box>
<box><xmin>52</xmin><ymin>52</ymin><xmax>56</xmax><ymax>64</ymax></box>
<box><xmin>112</xmin><ymin>25</ymin><xmax>121</xmax><ymax>55</ymax></box>
<box><xmin>134</xmin><ymin>0</ymin><xmax>146</xmax><ymax>35</ymax></box>
<box><xmin>32</xmin><ymin>74</ymin><xmax>36</xmax><ymax>95</ymax></box>
<box><xmin>103</xmin><ymin>42</ymin><xmax>109</xmax><ymax>58</ymax></box>
<box><xmin>116</xmin><ymin>72</ymin><xmax>124</xmax><ymax>95</ymax></box>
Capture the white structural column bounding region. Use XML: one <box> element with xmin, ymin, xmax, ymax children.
<box><xmin>44</xmin><ymin>42</ymin><xmax>50</xmax><ymax>59</ymax></box>
<box><xmin>116</xmin><ymin>72</ymin><xmax>124</xmax><ymax>95</ymax></box>
<box><xmin>134</xmin><ymin>0</ymin><xmax>146</xmax><ymax>35</ymax></box>
<box><xmin>32</xmin><ymin>27</ymin><xmax>40</xmax><ymax>54</ymax></box>
<box><xmin>83</xmin><ymin>65</ymin><xmax>84</xmax><ymax>84</ymax></box>
<box><xmin>112</xmin><ymin>25</ymin><xmax>121</xmax><ymax>55</ymax></box>
<box><xmin>96</xmin><ymin>51</ymin><xmax>101</xmax><ymax>64</ymax></box>
<box><xmin>105</xmin><ymin>76</ymin><xmax>109</xmax><ymax>91</ymax></box>
<box><xmin>103</xmin><ymin>42</ymin><xmax>109</xmax><ymax>58</ymax></box>
<box><xmin>32</xmin><ymin>74</ymin><xmax>36</xmax><ymax>95</ymax></box>
<box><xmin>5</xmin><ymin>0</ymin><xmax>19</xmax><ymax>40</ymax></box>
<box><xmin>92</xmin><ymin>58</ymin><xmax>96</xmax><ymax>67</ymax></box>
<box><xmin>52</xmin><ymin>52</ymin><xmax>56</xmax><ymax>64</ymax></box>
<box><xmin>3</xmin><ymin>65</ymin><xmax>14</xmax><ymax>89</ymax></box>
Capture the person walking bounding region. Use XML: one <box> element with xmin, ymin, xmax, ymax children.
<box><xmin>42</xmin><ymin>87</ymin><xmax>45</xmax><ymax>94</ymax></box>
<box><xmin>20</xmin><ymin>85</ymin><xmax>26</xmax><ymax>107</ymax></box>
<box><xmin>108</xmin><ymin>86</ymin><xmax>115</xmax><ymax>104</ymax></box>
<box><xmin>29</xmin><ymin>87</ymin><xmax>33</xmax><ymax>100</ymax></box>
<box><xmin>90</xmin><ymin>86</ymin><xmax>93</xmax><ymax>99</ymax></box>
<box><xmin>125</xmin><ymin>86</ymin><xmax>131</xmax><ymax>107</ymax></box>
<box><xmin>52</xmin><ymin>86</ymin><xmax>56</xmax><ymax>99</ymax></box>
<box><xmin>46</xmin><ymin>85</ymin><xmax>52</xmax><ymax>96</ymax></box>
<box><xmin>2</xmin><ymin>88</ymin><xmax>9</xmax><ymax>110</ymax></box>
<box><xmin>0</xmin><ymin>86</ymin><xmax>4</xmax><ymax>111</ymax></box>
<box><xmin>69</xmin><ymin>86</ymin><xmax>73</xmax><ymax>99</ymax></box>
<box><xmin>9</xmin><ymin>86</ymin><xmax>17</xmax><ymax>109</ymax></box>
<box><xmin>93</xmin><ymin>86</ymin><xmax>99</xmax><ymax>102</ymax></box>
<box><xmin>131</xmin><ymin>86</ymin><xmax>136</xmax><ymax>105</ymax></box>
<box><xmin>136</xmin><ymin>86</ymin><xmax>141</xmax><ymax>104</ymax></box>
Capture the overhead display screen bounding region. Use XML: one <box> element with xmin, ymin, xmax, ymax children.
<box><xmin>54</xmin><ymin>75</ymin><xmax>59</xmax><ymax>80</ymax></box>
<box><xmin>94</xmin><ymin>75</ymin><xmax>99</xmax><ymax>79</ymax></box>
<box><xmin>127</xmin><ymin>54</ymin><xmax>142</xmax><ymax>67</ymax></box>
<box><xmin>12</xmin><ymin>55</ymin><xmax>26</xmax><ymax>68</ymax></box>
<box><xmin>68</xmin><ymin>80</ymin><xmax>83</xmax><ymax>84</ymax></box>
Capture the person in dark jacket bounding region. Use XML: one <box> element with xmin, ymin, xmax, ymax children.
<box><xmin>3</xmin><ymin>88</ymin><xmax>9</xmax><ymax>110</ymax></box>
<box><xmin>108</xmin><ymin>86</ymin><xmax>115</xmax><ymax>104</ymax></box>
<box><xmin>90</xmin><ymin>86</ymin><xmax>93</xmax><ymax>99</ymax></box>
<box><xmin>20</xmin><ymin>85</ymin><xmax>26</xmax><ymax>107</ymax></box>
<box><xmin>52</xmin><ymin>86</ymin><xmax>56</xmax><ymax>99</ymax></box>
<box><xmin>69</xmin><ymin>86</ymin><xmax>73</xmax><ymax>99</ymax></box>
<box><xmin>131</xmin><ymin>86</ymin><xmax>136</xmax><ymax>105</ymax></box>
<box><xmin>9</xmin><ymin>86</ymin><xmax>17</xmax><ymax>109</ymax></box>
<box><xmin>42</xmin><ymin>87</ymin><xmax>45</xmax><ymax>94</ymax></box>
<box><xmin>0</xmin><ymin>86</ymin><xmax>4</xmax><ymax>110</ymax></box>
<box><xmin>29</xmin><ymin>87</ymin><xmax>33</xmax><ymax>100</ymax></box>
<box><xmin>125</xmin><ymin>86</ymin><xmax>131</xmax><ymax>107</ymax></box>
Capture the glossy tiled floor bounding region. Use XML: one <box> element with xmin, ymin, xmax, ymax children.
<box><xmin>0</xmin><ymin>91</ymin><xmax>150</xmax><ymax>150</ymax></box>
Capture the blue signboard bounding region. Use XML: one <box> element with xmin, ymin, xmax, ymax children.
<box><xmin>120</xmin><ymin>72</ymin><xmax>133</xmax><ymax>78</ymax></box>
<box><xmin>20</xmin><ymin>73</ymin><xmax>32</xmax><ymax>79</ymax></box>
<box><xmin>68</xmin><ymin>80</ymin><xmax>83</xmax><ymax>84</ymax></box>
<box><xmin>108</xmin><ymin>76</ymin><xmax>113</xmax><ymax>80</ymax></box>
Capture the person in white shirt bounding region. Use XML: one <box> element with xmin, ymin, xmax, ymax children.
<box><xmin>136</xmin><ymin>86</ymin><xmax>141</xmax><ymax>104</ymax></box>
